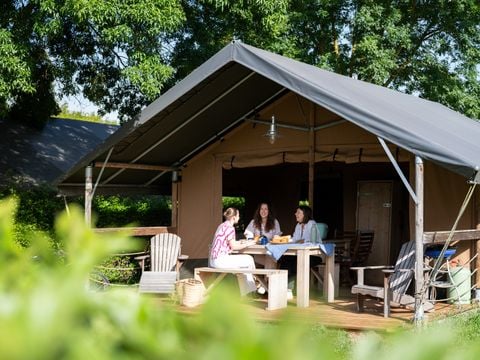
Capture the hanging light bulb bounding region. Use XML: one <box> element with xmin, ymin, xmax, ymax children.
<box><xmin>264</xmin><ymin>115</ymin><xmax>278</xmax><ymax>144</ymax></box>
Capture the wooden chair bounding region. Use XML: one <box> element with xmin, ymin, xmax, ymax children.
<box><xmin>337</xmin><ymin>230</ymin><xmax>374</xmax><ymax>285</ymax></box>
<box><xmin>136</xmin><ymin>233</ymin><xmax>189</xmax><ymax>293</ymax></box>
<box><xmin>310</xmin><ymin>229</ymin><xmax>355</xmax><ymax>292</ymax></box>
<box><xmin>333</xmin><ymin>229</ymin><xmax>357</xmax><ymax>258</ymax></box>
<box><xmin>350</xmin><ymin>240</ymin><xmax>433</xmax><ymax>317</ymax></box>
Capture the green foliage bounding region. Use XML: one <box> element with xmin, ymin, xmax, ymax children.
<box><xmin>93</xmin><ymin>195</ymin><xmax>171</xmax><ymax>227</ymax></box>
<box><xmin>445</xmin><ymin>310</ymin><xmax>480</xmax><ymax>342</ymax></box>
<box><xmin>96</xmin><ymin>255</ymin><xmax>140</xmax><ymax>284</ymax></box>
<box><xmin>1</xmin><ymin>0</ymin><xmax>185</xmax><ymax>126</ymax></box>
<box><xmin>55</xmin><ymin>103</ymin><xmax>116</xmax><ymax>124</ymax></box>
<box><xmin>3</xmin><ymin>1</ymin><xmax>480</xmax><ymax>124</ymax></box>
<box><xmin>169</xmin><ymin>0</ymin><xmax>480</xmax><ymax>119</ymax></box>
<box><xmin>0</xmin><ymin>184</ymin><xmax>171</xmax><ymax>252</ymax></box>
<box><xmin>0</xmin><ymin>28</ymin><xmax>34</xmax><ymax>118</ymax></box>
<box><xmin>222</xmin><ymin>196</ymin><xmax>245</xmax><ymax>210</ymax></box>
<box><xmin>0</xmin><ymin>184</ymin><xmax>64</xmax><ymax>247</ymax></box>
<box><xmin>166</xmin><ymin>0</ymin><xmax>293</xmax><ymax>82</ymax></box>
<box><xmin>3</xmin><ymin>197</ymin><xmax>480</xmax><ymax>358</ymax></box>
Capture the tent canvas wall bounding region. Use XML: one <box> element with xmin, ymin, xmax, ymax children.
<box><xmin>175</xmin><ymin>96</ymin><xmax>476</xmax><ymax>260</ymax></box>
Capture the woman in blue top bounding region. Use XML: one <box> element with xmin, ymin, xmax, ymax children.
<box><xmin>280</xmin><ymin>205</ymin><xmax>322</xmax><ymax>295</ymax></box>
<box><xmin>291</xmin><ymin>205</ymin><xmax>322</xmax><ymax>244</ymax></box>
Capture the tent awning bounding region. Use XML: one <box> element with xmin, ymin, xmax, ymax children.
<box><xmin>57</xmin><ymin>41</ymin><xmax>480</xmax><ymax>194</ymax></box>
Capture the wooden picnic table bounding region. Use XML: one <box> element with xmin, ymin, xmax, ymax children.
<box><xmin>237</xmin><ymin>244</ymin><xmax>335</xmax><ymax>307</ymax></box>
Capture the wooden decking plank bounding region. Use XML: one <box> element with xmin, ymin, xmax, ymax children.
<box><xmin>172</xmin><ymin>293</ymin><xmax>472</xmax><ymax>332</ymax></box>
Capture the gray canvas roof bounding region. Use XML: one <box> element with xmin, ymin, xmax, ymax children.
<box><xmin>0</xmin><ymin>118</ymin><xmax>117</xmax><ymax>186</ymax></box>
<box><xmin>57</xmin><ymin>41</ymin><xmax>480</xmax><ymax>194</ymax></box>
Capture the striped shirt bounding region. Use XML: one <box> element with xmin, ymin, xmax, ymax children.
<box><xmin>210</xmin><ymin>220</ymin><xmax>235</xmax><ymax>260</ymax></box>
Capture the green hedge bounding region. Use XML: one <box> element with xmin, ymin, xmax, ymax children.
<box><xmin>0</xmin><ymin>184</ymin><xmax>171</xmax><ymax>284</ymax></box>
<box><xmin>0</xmin><ymin>183</ymin><xmax>171</xmax><ymax>243</ymax></box>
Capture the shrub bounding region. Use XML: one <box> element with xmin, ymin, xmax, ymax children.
<box><xmin>93</xmin><ymin>195</ymin><xmax>171</xmax><ymax>227</ymax></box>
<box><xmin>96</xmin><ymin>255</ymin><xmax>141</xmax><ymax>284</ymax></box>
<box><xmin>0</xmin><ymin>183</ymin><xmax>171</xmax><ymax>250</ymax></box>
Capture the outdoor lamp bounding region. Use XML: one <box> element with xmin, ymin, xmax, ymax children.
<box><xmin>172</xmin><ymin>170</ymin><xmax>181</xmax><ymax>183</ymax></box>
<box><xmin>264</xmin><ymin>115</ymin><xmax>278</xmax><ymax>144</ymax></box>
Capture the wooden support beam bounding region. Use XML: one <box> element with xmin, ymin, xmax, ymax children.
<box><xmin>93</xmin><ymin>226</ymin><xmax>176</xmax><ymax>237</ymax></box>
<box><xmin>414</xmin><ymin>156</ymin><xmax>424</xmax><ymax>324</ymax></box>
<box><xmin>308</xmin><ymin>103</ymin><xmax>315</xmax><ymax>209</ymax></box>
<box><xmin>475</xmin><ymin>191</ymin><xmax>480</xmax><ymax>289</ymax></box>
<box><xmin>85</xmin><ymin>165</ymin><xmax>93</xmax><ymax>227</ymax></box>
<box><xmin>423</xmin><ymin>229</ymin><xmax>480</xmax><ymax>244</ymax></box>
<box><xmin>94</xmin><ymin>161</ymin><xmax>174</xmax><ymax>172</ymax></box>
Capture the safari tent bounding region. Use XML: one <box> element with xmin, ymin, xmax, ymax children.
<box><xmin>57</xmin><ymin>41</ymin><xmax>480</xmax><ymax>316</ymax></box>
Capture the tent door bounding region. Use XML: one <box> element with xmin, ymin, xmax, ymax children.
<box><xmin>356</xmin><ymin>181</ymin><xmax>393</xmax><ymax>285</ymax></box>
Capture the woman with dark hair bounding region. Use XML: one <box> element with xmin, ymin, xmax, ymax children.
<box><xmin>281</xmin><ymin>205</ymin><xmax>322</xmax><ymax>298</ymax></box>
<box><xmin>244</xmin><ymin>202</ymin><xmax>282</xmax><ymax>241</ymax></box>
<box><xmin>291</xmin><ymin>205</ymin><xmax>322</xmax><ymax>244</ymax></box>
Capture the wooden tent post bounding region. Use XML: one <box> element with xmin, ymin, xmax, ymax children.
<box><xmin>475</xmin><ymin>190</ymin><xmax>480</xmax><ymax>292</ymax></box>
<box><xmin>414</xmin><ymin>156</ymin><xmax>425</xmax><ymax>324</ymax></box>
<box><xmin>308</xmin><ymin>104</ymin><xmax>315</xmax><ymax>209</ymax></box>
<box><xmin>171</xmin><ymin>171</ymin><xmax>179</xmax><ymax>229</ymax></box>
<box><xmin>85</xmin><ymin>165</ymin><xmax>93</xmax><ymax>227</ymax></box>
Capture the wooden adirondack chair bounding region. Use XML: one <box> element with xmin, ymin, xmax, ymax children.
<box><xmin>350</xmin><ymin>240</ymin><xmax>433</xmax><ymax>317</ymax></box>
<box><xmin>136</xmin><ymin>233</ymin><xmax>188</xmax><ymax>293</ymax></box>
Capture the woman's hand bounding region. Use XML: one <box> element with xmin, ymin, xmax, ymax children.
<box><xmin>230</xmin><ymin>239</ymin><xmax>256</xmax><ymax>250</ymax></box>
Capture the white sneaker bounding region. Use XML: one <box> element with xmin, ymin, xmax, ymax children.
<box><xmin>257</xmin><ymin>286</ymin><xmax>266</xmax><ymax>295</ymax></box>
<box><xmin>287</xmin><ymin>289</ymin><xmax>293</xmax><ymax>300</ymax></box>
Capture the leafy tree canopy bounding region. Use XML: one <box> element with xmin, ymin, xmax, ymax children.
<box><xmin>0</xmin><ymin>0</ymin><xmax>185</xmax><ymax>126</ymax></box>
<box><xmin>169</xmin><ymin>0</ymin><xmax>480</xmax><ymax>119</ymax></box>
<box><xmin>1</xmin><ymin>0</ymin><xmax>479</xmax><ymax>127</ymax></box>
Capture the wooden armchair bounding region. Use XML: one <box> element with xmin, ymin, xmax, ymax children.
<box><xmin>135</xmin><ymin>233</ymin><xmax>189</xmax><ymax>293</ymax></box>
<box><xmin>351</xmin><ymin>240</ymin><xmax>433</xmax><ymax>317</ymax></box>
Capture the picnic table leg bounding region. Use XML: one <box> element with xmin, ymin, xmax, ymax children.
<box><xmin>264</xmin><ymin>255</ymin><xmax>277</xmax><ymax>269</ymax></box>
<box><xmin>266</xmin><ymin>271</ymin><xmax>288</xmax><ymax>310</ymax></box>
<box><xmin>323</xmin><ymin>252</ymin><xmax>335</xmax><ymax>303</ymax></box>
<box><xmin>296</xmin><ymin>249</ymin><xmax>310</xmax><ymax>307</ymax></box>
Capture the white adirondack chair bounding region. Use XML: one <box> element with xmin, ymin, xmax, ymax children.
<box><xmin>136</xmin><ymin>233</ymin><xmax>188</xmax><ymax>293</ymax></box>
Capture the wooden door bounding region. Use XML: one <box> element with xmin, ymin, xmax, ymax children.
<box><xmin>356</xmin><ymin>181</ymin><xmax>393</xmax><ymax>284</ymax></box>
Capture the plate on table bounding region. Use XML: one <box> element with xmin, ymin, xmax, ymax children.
<box><xmin>271</xmin><ymin>235</ymin><xmax>291</xmax><ymax>244</ymax></box>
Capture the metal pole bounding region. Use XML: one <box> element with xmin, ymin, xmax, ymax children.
<box><xmin>414</xmin><ymin>156</ymin><xmax>424</xmax><ymax>324</ymax></box>
<box><xmin>85</xmin><ymin>165</ymin><xmax>93</xmax><ymax>227</ymax></box>
<box><xmin>378</xmin><ymin>137</ymin><xmax>418</xmax><ymax>204</ymax></box>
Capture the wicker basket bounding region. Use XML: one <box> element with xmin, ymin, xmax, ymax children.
<box><xmin>178</xmin><ymin>278</ymin><xmax>205</xmax><ymax>307</ymax></box>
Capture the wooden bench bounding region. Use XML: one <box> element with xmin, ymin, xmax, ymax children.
<box><xmin>194</xmin><ymin>267</ymin><xmax>288</xmax><ymax>310</ymax></box>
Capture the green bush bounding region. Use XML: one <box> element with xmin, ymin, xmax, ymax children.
<box><xmin>96</xmin><ymin>255</ymin><xmax>141</xmax><ymax>284</ymax></box>
<box><xmin>222</xmin><ymin>196</ymin><xmax>245</xmax><ymax>210</ymax></box>
<box><xmin>93</xmin><ymin>195</ymin><xmax>171</xmax><ymax>227</ymax></box>
<box><xmin>0</xmin><ymin>183</ymin><xmax>171</xmax><ymax>250</ymax></box>
<box><xmin>0</xmin><ymin>184</ymin><xmax>63</xmax><ymax>236</ymax></box>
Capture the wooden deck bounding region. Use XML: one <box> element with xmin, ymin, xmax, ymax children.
<box><xmin>174</xmin><ymin>287</ymin><xmax>476</xmax><ymax>332</ymax></box>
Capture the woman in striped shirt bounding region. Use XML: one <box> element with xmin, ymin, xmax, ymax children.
<box><xmin>209</xmin><ymin>207</ymin><xmax>261</xmax><ymax>296</ymax></box>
